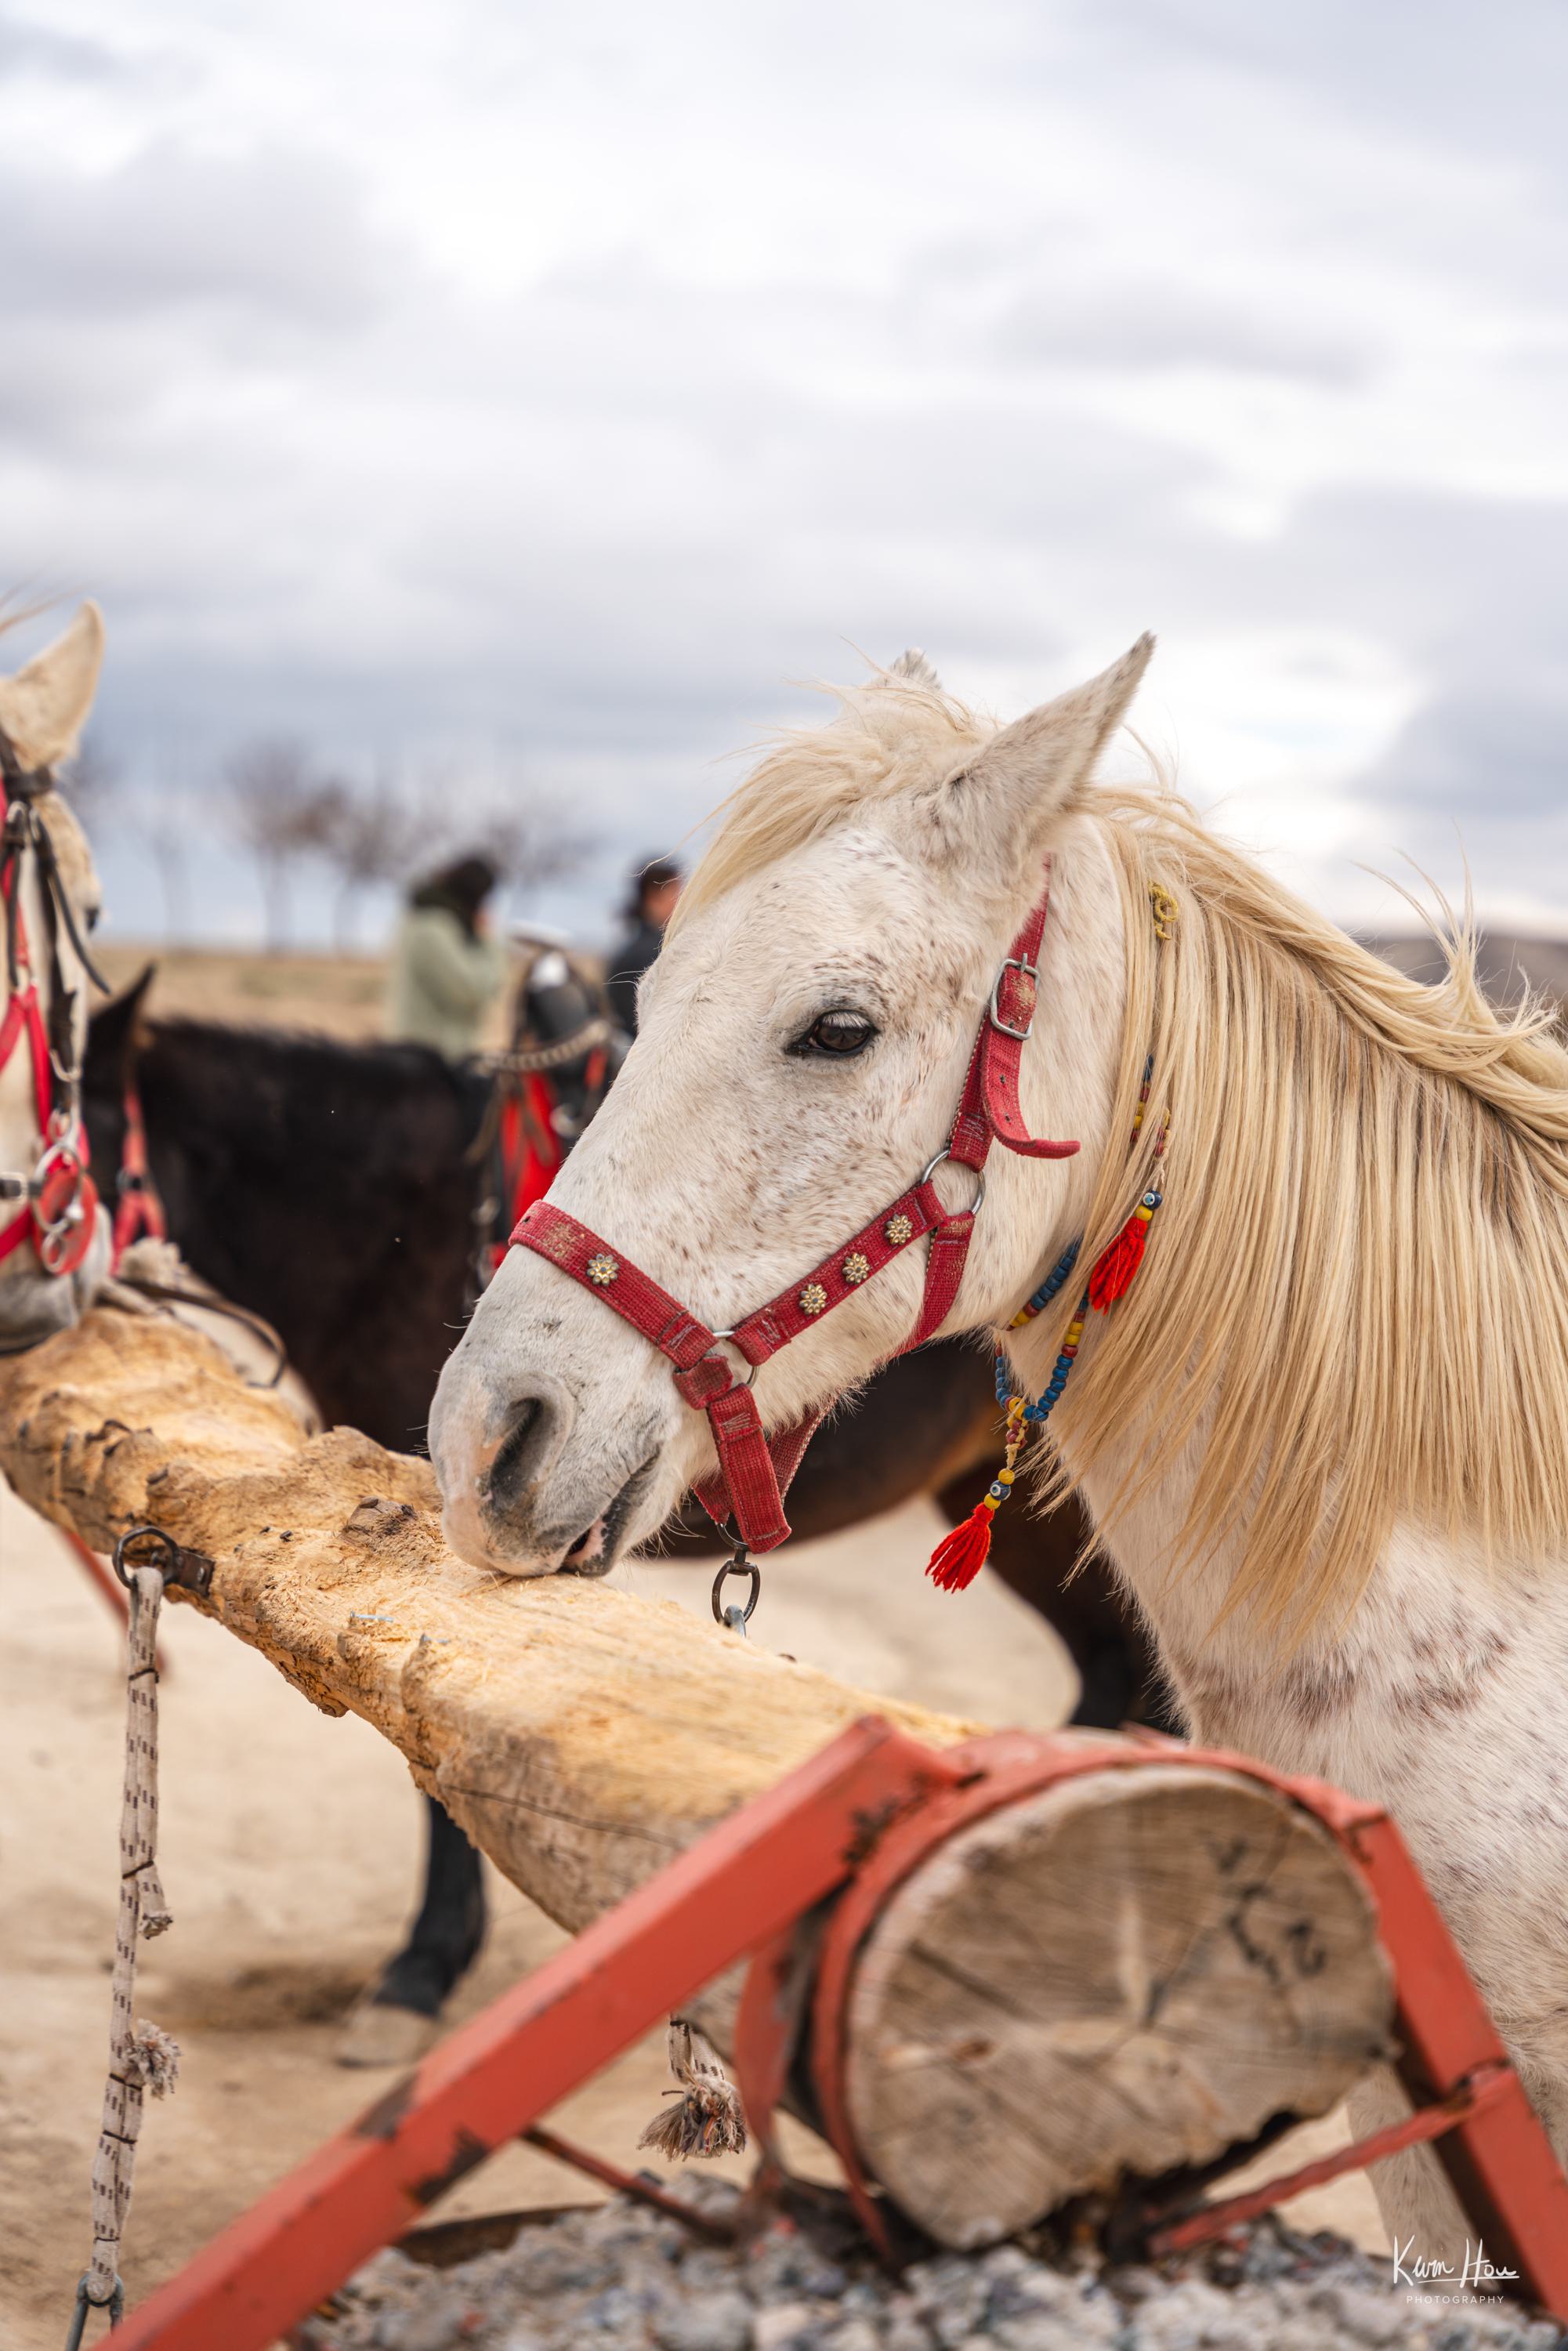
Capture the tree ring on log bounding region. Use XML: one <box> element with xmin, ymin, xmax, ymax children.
<box><xmin>842</xmin><ymin>1762</ymin><xmax>1394</xmax><ymax>2248</ymax></box>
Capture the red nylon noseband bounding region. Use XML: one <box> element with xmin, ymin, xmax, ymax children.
<box><xmin>510</xmin><ymin>863</ymin><xmax>1077</xmax><ymax>1552</ymax></box>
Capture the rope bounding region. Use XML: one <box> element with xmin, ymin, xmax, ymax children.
<box><xmin>68</xmin><ymin>1531</ymin><xmax>183</xmax><ymax>2343</ymax></box>
<box><xmin>476</xmin><ymin>1015</ymin><xmax>612</xmax><ymax>1077</ymax></box>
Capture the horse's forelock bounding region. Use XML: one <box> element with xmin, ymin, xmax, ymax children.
<box><xmin>670</xmin><ymin>666</ymin><xmax>992</xmax><ymax>938</ymax></box>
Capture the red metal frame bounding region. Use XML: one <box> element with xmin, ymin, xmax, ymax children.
<box><xmin>110</xmin><ymin>1719</ymin><xmax>958</xmax><ymax>2351</ymax></box>
<box><xmin>105</xmin><ymin>1720</ymin><xmax>1568</xmax><ymax>2345</ymax></box>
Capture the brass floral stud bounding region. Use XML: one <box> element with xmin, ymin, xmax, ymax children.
<box><xmin>884</xmin><ymin>1213</ymin><xmax>914</xmax><ymax>1247</ymax></box>
<box><xmin>842</xmin><ymin>1252</ymin><xmax>871</xmax><ymax>1284</ymax></box>
<box><xmin>586</xmin><ymin>1252</ymin><xmax>621</xmax><ymax>1287</ymax></box>
<box><xmin>798</xmin><ymin>1281</ymin><xmax>829</xmax><ymax>1316</ymax></box>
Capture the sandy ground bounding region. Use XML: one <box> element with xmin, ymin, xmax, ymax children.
<box><xmin>0</xmin><ymin>1476</ymin><xmax>1389</xmax><ymax>2351</ymax></box>
<box><xmin>96</xmin><ymin>940</ymin><xmax>515</xmax><ymax>1045</ymax></box>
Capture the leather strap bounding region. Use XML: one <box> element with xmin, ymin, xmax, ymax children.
<box><xmin>690</xmin><ymin>1404</ymin><xmax>826</xmax><ymax>1537</ymax></box>
<box><xmin>951</xmin><ymin>875</ymin><xmax>1080</xmax><ymax>1171</ymax></box>
<box><xmin>111</xmin><ymin>1083</ymin><xmax>168</xmax><ymax>1264</ymax></box>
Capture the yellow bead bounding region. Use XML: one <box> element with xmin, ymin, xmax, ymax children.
<box><xmin>997</xmin><ymin>1469</ymin><xmax>1016</xmax><ymax>1485</ymax></box>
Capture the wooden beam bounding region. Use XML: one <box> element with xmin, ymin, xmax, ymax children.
<box><xmin>0</xmin><ymin>1310</ymin><xmax>975</xmax><ymax>1935</ymax></box>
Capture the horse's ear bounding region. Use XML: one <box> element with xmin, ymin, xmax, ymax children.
<box><xmin>920</xmin><ymin>634</ymin><xmax>1154</xmax><ymax>888</ymax></box>
<box><xmin>889</xmin><ymin>648</ymin><xmax>943</xmax><ymax>690</ymax></box>
<box><xmin>85</xmin><ymin>964</ymin><xmax>156</xmax><ymax>1092</ymax></box>
<box><xmin>0</xmin><ymin>601</ymin><xmax>104</xmax><ymax>770</ymax></box>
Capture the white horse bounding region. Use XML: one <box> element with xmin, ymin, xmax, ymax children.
<box><xmin>431</xmin><ymin>637</ymin><xmax>1568</xmax><ymax>2259</ymax></box>
<box><xmin>0</xmin><ymin>603</ymin><xmax>112</xmax><ymax>1346</ymax></box>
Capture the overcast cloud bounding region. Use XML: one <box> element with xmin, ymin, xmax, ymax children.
<box><xmin>2</xmin><ymin>0</ymin><xmax>1564</xmax><ymax>943</ymax></box>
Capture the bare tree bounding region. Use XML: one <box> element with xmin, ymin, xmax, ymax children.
<box><xmin>319</xmin><ymin>773</ymin><xmax>429</xmax><ymax>951</ymax></box>
<box><xmin>142</xmin><ymin>792</ymin><xmax>192</xmax><ymax>941</ymax></box>
<box><xmin>225</xmin><ymin>736</ymin><xmax>342</xmax><ymax>952</ymax></box>
<box><xmin>470</xmin><ymin>795</ymin><xmax>590</xmax><ymax>915</ymax></box>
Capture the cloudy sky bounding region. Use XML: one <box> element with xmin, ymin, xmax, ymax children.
<box><xmin>2</xmin><ymin>0</ymin><xmax>1566</xmax><ymax>945</ymax></box>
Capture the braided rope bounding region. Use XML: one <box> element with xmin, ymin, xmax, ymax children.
<box><xmin>74</xmin><ymin>1547</ymin><xmax>180</xmax><ymax>2331</ymax></box>
<box><xmin>477</xmin><ymin>1014</ymin><xmax>612</xmax><ymax>1077</ymax></box>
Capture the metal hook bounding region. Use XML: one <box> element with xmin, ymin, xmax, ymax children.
<box><xmin>64</xmin><ymin>2273</ymin><xmax>123</xmax><ymax>2349</ymax></box>
<box><xmin>110</xmin><ymin>1523</ymin><xmax>215</xmax><ymax>1598</ymax></box>
<box><xmin>711</xmin><ymin>1542</ymin><xmax>761</xmax><ymax>1636</ymax></box>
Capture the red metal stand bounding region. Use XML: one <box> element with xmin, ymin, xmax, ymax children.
<box><xmin>106</xmin><ymin>1720</ymin><xmax>1568</xmax><ymax>2347</ymax></box>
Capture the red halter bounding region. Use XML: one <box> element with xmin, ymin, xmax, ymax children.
<box><xmin>0</xmin><ymin>758</ymin><xmax>104</xmax><ymax>1278</ymax></box>
<box><xmin>110</xmin><ymin>1078</ymin><xmax>167</xmax><ymax>1264</ymax></box>
<box><xmin>511</xmin><ymin>864</ymin><xmax>1078</xmax><ymax>1552</ymax></box>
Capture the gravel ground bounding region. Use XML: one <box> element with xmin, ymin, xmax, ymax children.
<box><xmin>301</xmin><ymin>2182</ymin><xmax>1562</xmax><ymax>2351</ymax></box>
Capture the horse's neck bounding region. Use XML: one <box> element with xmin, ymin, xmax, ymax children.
<box><xmin>990</xmin><ymin>829</ymin><xmax>1523</xmax><ymax>1795</ymax></box>
<box><xmin>1061</xmin><ymin>1413</ymin><xmax>1536</xmax><ymax>1805</ymax></box>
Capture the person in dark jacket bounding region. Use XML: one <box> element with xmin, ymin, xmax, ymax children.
<box><xmin>605</xmin><ymin>855</ymin><xmax>682</xmax><ymax>1036</ymax></box>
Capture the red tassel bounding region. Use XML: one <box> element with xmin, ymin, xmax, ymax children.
<box><xmin>926</xmin><ymin>1502</ymin><xmax>994</xmax><ymax>1592</ymax></box>
<box><xmin>1088</xmin><ymin>1204</ymin><xmax>1151</xmax><ymax>1312</ymax></box>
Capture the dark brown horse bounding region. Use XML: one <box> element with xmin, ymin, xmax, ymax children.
<box><xmin>84</xmin><ymin>973</ymin><xmax>1171</xmax><ymax>2036</ymax></box>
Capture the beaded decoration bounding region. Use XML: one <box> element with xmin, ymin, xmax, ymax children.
<box><xmin>927</xmin><ymin>1057</ymin><xmax>1171</xmax><ymax>1593</ymax></box>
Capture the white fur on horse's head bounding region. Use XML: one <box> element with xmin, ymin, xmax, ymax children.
<box><xmin>430</xmin><ymin>638</ymin><xmax>1151</xmax><ymax>1577</ymax></box>
<box><xmin>0</xmin><ymin>603</ymin><xmax>104</xmax><ymax>770</ymax></box>
<box><xmin>0</xmin><ymin>601</ymin><xmax>111</xmax><ymax>1346</ymax></box>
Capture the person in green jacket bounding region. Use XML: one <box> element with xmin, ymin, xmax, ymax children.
<box><xmin>386</xmin><ymin>855</ymin><xmax>510</xmax><ymax>1060</ymax></box>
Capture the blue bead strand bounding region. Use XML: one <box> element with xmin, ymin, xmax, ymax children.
<box><xmin>1022</xmin><ymin>1288</ymin><xmax>1091</xmax><ymax>1425</ymax></box>
<box><xmin>994</xmin><ymin>1237</ymin><xmax>1082</xmax><ymax>1405</ymax></box>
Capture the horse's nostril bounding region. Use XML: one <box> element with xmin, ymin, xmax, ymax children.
<box><xmin>484</xmin><ymin>1396</ymin><xmax>552</xmax><ymax>1516</ymax></box>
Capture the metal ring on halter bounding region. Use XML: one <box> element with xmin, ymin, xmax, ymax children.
<box><xmin>920</xmin><ymin>1147</ymin><xmax>986</xmax><ymax>1218</ymax></box>
<box><xmin>31</xmin><ymin>1135</ymin><xmax>87</xmax><ymax>1273</ymax></box>
<box><xmin>711</xmin><ymin>1551</ymin><xmax>761</xmax><ymax>1632</ymax></box>
<box><xmin>706</xmin><ymin>1330</ymin><xmax>758</xmax><ymax>1387</ymax></box>
<box><xmin>111</xmin><ymin>1524</ymin><xmax>182</xmax><ymax>1593</ymax></box>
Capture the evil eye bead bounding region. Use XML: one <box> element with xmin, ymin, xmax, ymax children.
<box><xmin>798</xmin><ymin>1281</ymin><xmax>829</xmax><ymax>1316</ymax></box>
<box><xmin>842</xmin><ymin>1251</ymin><xmax>871</xmax><ymax>1285</ymax></box>
<box><xmin>585</xmin><ymin>1252</ymin><xmax>620</xmax><ymax>1287</ymax></box>
<box><xmin>884</xmin><ymin>1213</ymin><xmax>914</xmax><ymax>1247</ymax></box>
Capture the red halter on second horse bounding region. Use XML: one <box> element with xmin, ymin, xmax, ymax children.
<box><xmin>0</xmin><ymin>751</ymin><xmax>106</xmax><ymax>1277</ymax></box>
<box><xmin>512</xmin><ymin>863</ymin><xmax>1078</xmax><ymax>1553</ymax></box>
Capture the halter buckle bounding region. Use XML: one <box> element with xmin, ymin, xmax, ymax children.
<box><xmin>988</xmin><ymin>954</ymin><xmax>1038</xmax><ymax>1042</ymax></box>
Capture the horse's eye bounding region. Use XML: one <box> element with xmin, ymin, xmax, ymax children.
<box><xmin>85</xmin><ymin>906</ymin><xmax>100</xmax><ymax>933</ymax></box>
<box><xmin>791</xmin><ymin>1009</ymin><xmax>878</xmax><ymax>1058</ymax></box>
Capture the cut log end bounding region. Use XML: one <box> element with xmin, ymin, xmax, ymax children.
<box><xmin>845</xmin><ymin>1764</ymin><xmax>1394</xmax><ymax>2248</ymax></box>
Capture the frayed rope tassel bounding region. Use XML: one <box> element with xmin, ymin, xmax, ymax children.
<box><xmin>1087</xmin><ymin>1190</ymin><xmax>1160</xmax><ymax>1312</ymax></box>
<box><xmin>637</xmin><ymin>2018</ymin><xmax>748</xmax><ymax>2161</ymax></box>
<box><xmin>926</xmin><ymin>1399</ymin><xmax>1027</xmax><ymax>1592</ymax></box>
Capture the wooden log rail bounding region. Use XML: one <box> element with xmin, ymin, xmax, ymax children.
<box><xmin>0</xmin><ymin>1310</ymin><xmax>1394</xmax><ymax>2247</ymax></box>
<box><xmin>0</xmin><ymin>1310</ymin><xmax>973</xmax><ymax>1931</ymax></box>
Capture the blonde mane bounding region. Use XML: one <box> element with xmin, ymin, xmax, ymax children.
<box><xmin>680</xmin><ymin>696</ymin><xmax>1568</xmax><ymax>1639</ymax></box>
<box><xmin>1052</xmin><ymin>786</ymin><xmax>1568</xmax><ymax>1639</ymax></box>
